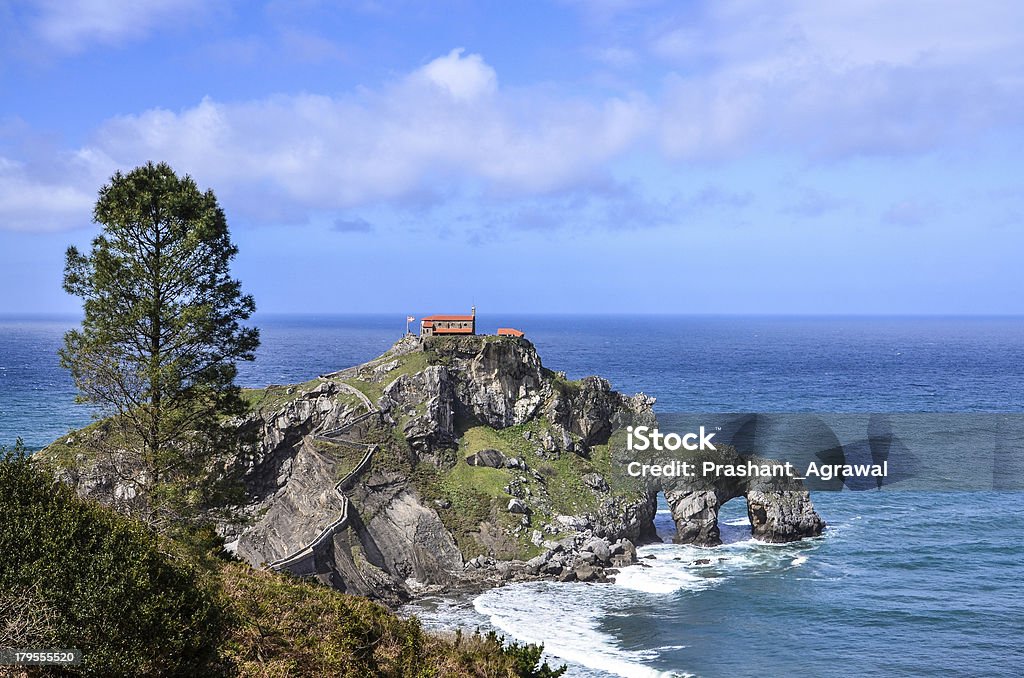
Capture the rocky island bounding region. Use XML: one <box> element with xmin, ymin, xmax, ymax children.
<box><xmin>44</xmin><ymin>334</ymin><xmax>824</xmax><ymax>606</ymax></box>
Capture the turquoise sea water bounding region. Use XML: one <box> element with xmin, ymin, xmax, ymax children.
<box><xmin>2</xmin><ymin>314</ymin><xmax>1022</xmax><ymax>676</ymax></box>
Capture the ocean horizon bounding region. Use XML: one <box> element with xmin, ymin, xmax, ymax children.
<box><xmin>2</xmin><ymin>314</ymin><xmax>1022</xmax><ymax>677</ymax></box>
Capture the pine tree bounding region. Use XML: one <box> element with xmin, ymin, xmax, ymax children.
<box><xmin>60</xmin><ymin>162</ymin><xmax>259</xmax><ymax>522</ymax></box>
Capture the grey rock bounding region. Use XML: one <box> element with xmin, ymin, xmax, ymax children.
<box><xmin>661</xmin><ymin>447</ymin><xmax>825</xmax><ymax>546</ymax></box>
<box><xmin>582</xmin><ymin>472</ymin><xmax>610</xmax><ymax>493</ymax></box>
<box><xmin>583</xmin><ymin>537</ymin><xmax>611</xmax><ymax>563</ymax></box>
<box><xmin>466</xmin><ymin>448</ymin><xmax>506</xmax><ymax>468</ymax></box>
<box><xmin>609</xmin><ymin>539</ymin><xmax>637</xmax><ymax>567</ymax></box>
<box><xmin>507</xmin><ymin>498</ymin><xmax>530</xmax><ymax>515</ymax></box>
<box><xmin>541</xmin><ymin>560</ymin><xmax>564</xmax><ymax>575</ymax></box>
<box><xmin>525</xmin><ymin>554</ymin><xmax>548</xmax><ymax>575</ymax></box>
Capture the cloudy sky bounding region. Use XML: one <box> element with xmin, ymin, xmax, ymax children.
<box><xmin>1</xmin><ymin>0</ymin><xmax>1022</xmax><ymax>314</ymax></box>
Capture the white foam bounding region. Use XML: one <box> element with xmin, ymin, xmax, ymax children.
<box><xmin>722</xmin><ymin>517</ymin><xmax>751</xmax><ymax>526</ymax></box>
<box><xmin>465</xmin><ymin>536</ymin><xmax>821</xmax><ymax>678</ymax></box>
<box><xmin>474</xmin><ymin>582</ymin><xmax>682</xmax><ymax>678</ymax></box>
<box><xmin>615</xmin><ymin>562</ymin><xmax>712</xmax><ymax>595</ymax></box>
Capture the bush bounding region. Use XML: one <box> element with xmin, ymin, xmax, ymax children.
<box><xmin>0</xmin><ymin>442</ymin><xmax>225</xmax><ymax>676</ymax></box>
<box><xmin>2</xmin><ymin>440</ymin><xmax>564</xmax><ymax>677</ymax></box>
<box><xmin>219</xmin><ymin>564</ymin><xmax>566</xmax><ymax>677</ymax></box>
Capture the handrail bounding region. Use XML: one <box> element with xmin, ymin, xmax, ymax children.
<box><xmin>317</xmin><ymin>409</ymin><xmax>380</xmax><ymax>439</ymax></box>
<box><xmin>267</xmin><ymin>497</ymin><xmax>351</xmax><ymax>570</ymax></box>
<box><xmin>266</xmin><ymin>407</ymin><xmax>380</xmax><ymax>573</ymax></box>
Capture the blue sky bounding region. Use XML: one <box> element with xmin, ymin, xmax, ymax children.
<box><xmin>1</xmin><ymin>0</ymin><xmax>1022</xmax><ymax>314</ymax></box>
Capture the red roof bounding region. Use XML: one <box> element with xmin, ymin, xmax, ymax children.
<box><xmin>497</xmin><ymin>328</ymin><xmax>525</xmax><ymax>337</ymax></box>
<box><xmin>422</xmin><ymin>314</ymin><xmax>475</xmax><ymax>321</ymax></box>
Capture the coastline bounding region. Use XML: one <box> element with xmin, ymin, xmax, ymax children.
<box><xmin>7</xmin><ymin>317</ymin><xmax>1024</xmax><ymax>677</ymax></box>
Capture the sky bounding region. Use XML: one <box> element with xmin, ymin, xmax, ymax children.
<box><xmin>1</xmin><ymin>0</ymin><xmax>1022</xmax><ymax>315</ymax></box>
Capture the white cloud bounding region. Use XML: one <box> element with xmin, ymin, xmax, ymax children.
<box><xmin>88</xmin><ymin>51</ymin><xmax>648</xmax><ymax>211</ymax></box>
<box><xmin>417</xmin><ymin>48</ymin><xmax>497</xmax><ymax>101</ymax></box>
<box><xmin>6</xmin><ymin>0</ymin><xmax>1024</xmax><ymax>232</ymax></box>
<box><xmin>0</xmin><ymin>156</ymin><xmax>97</xmax><ymax>231</ymax></box>
<box><xmin>649</xmin><ymin>0</ymin><xmax>1024</xmax><ymax>158</ymax></box>
<box><xmin>0</xmin><ymin>49</ymin><xmax>651</xmax><ymax>230</ymax></box>
<box><xmin>26</xmin><ymin>0</ymin><xmax>213</xmax><ymax>52</ymax></box>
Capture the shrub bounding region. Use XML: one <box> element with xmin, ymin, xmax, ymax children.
<box><xmin>0</xmin><ymin>442</ymin><xmax>225</xmax><ymax>676</ymax></box>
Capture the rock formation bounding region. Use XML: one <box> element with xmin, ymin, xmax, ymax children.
<box><xmin>660</xmin><ymin>446</ymin><xmax>825</xmax><ymax>546</ymax></box>
<box><xmin>42</xmin><ymin>333</ymin><xmax>824</xmax><ymax>605</ymax></box>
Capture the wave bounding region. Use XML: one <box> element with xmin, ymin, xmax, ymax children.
<box><xmin>617</xmin><ymin>537</ymin><xmax>821</xmax><ymax>595</ymax></box>
<box><xmin>468</xmin><ymin>534</ymin><xmax>826</xmax><ymax>677</ymax></box>
<box><xmin>474</xmin><ymin>582</ymin><xmax>685</xmax><ymax>678</ymax></box>
<box><xmin>722</xmin><ymin>517</ymin><xmax>751</xmax><ymax>526</ymax></box>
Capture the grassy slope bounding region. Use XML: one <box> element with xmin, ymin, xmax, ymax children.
<box><xmin>28</xmin><ymin>339</ymin><xmax>589</xmax><ymax>676</ymax></box>
<box><xmin>406</xmin><ymin>420</ymin><xmax>645</xmax><ymax>561</ymax></box>
<box><xmin>220</xmin><ymin>561</ymin><xmax>560</xmax><ymax>677</ymax></box>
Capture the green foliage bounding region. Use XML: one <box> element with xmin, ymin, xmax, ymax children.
<box><xmin>2</xmin><ymin>443</ymin><xmax>563</xmax><ymax>677</ymax></box>
<box><xmin>0</xmin><ymin>442</ymin><xmax>226</xmax><ymax>676</ymax></box>
<box><xmin>220</xmin><ymin>563</ymin><xmax>565</xmax><ymax>677</ymax></box>
<box><xmin>486</xmin><ymin>631</ymin><xmax>567</xmax><ymax>678</ymax></box>
<box><xmin>59</xmin><ymin>161</ymin><xmax>259</xmax><ymax>523</ymax></box>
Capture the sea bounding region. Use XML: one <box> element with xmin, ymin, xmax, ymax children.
<box><xmin>2</xmin><ymin>314</ymin><xmax>1022</xmax><ymax>677</ymax></box>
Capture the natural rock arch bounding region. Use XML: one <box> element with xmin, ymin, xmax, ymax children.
<box><xmin>659</xmin><ymin>450</ymin><xmax>825</xmax><ymax>546</ymax></box>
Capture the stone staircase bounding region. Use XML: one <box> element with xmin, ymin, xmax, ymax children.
<box><xmin>266</xmin><ymin>400</ymin><xmax>380</xmax><ymax>574</ymax></box>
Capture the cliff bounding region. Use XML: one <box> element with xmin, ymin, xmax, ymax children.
<box><xmin>42</xmin><ymin>333</ymin><xmax>824</xmax><ymax>604</ymax></box>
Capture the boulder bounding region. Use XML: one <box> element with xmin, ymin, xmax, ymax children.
<box><xmin>466</xmin><ymin>448</ymin><xmax>507</xmax><ymax>468</ymax></box>
<box><xmin>609</xmin><ymin>539</ymin><xmax>637</xmax><ymax>567</ymax></box>
<box><xmin>525</xmin><ymin>554</ymin><xmax>548</xmax><ymax>575</ymax></box>
<box><xmin>507</xmin><ymin>498</ymin><xmax>530</xmax><ymax>515</ymax></box>
<box><xmin>582</xmin><ymin>537</ymin><xmax>612</xmax><ymax>563</ymax></box>
<box><xmin>582</xmin><ymin>472</ymin><xmax>610</xmax><ymax>493</ymax></box>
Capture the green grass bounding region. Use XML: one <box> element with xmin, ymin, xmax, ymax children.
<box><xmin>544</xmin><ymin>368</ymin><xmax>582</xmax><ymax>398</ymax></box>
<box><xmin>241</xmin><ymin>378</ymin><xmax>323</xmax><ymax>413</ymax></box>
<box><xmin>344</xmin><ymin>378</ymin><xmax>383</xmax><ymax>405</ymax></box>
<box><xmin>222</xmin><ymin>560</ymin><xmax>565</xmax><ymax>677</ymax></box>
<box><xmin>388</xmin><ymin>348</ymin><xmax>430</xmax><ymax>380</ymax></box>
<box><xmin>312</xmin><ymin>439</ymin><xmax>369</xmax><ymax>480</ymax></box>
<box><xmin>446</xmin><ymin>459</ymin><xmax>509</xmax><ymax>498</ymax></box>
<box><xmin>39</xmin><ymin>416</ymin><xmax>153</xmax><ymax>471</ymax></box>
<box><xmin>404</xmin><ymin>420</ymin><xmax>641</xmax><ymax>560</ymax></box>
<box><xmin>7</xmin><ymin>445</ymin><xmax>565</xmax><ymax>678</ymax></box>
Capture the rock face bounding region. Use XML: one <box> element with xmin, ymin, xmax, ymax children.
<box><xmin>44</xmin><ymin>333</ymin><xmax>824</xmax><ymax>605</ymax></box>
<box><xmin>221</xmin><ymin>335</ymin><xmax>661</xmax><ymax>602</ymax></box>
<box><xmin>661</xmin><ymin>448</ymin><xmax>825</xmax><ymax>547</ymax></box>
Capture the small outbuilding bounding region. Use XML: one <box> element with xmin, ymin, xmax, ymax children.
<box><xmin>497</xmin><ymin>327</ymin><xmax>525</xmax><ymax>338</ymax></box>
